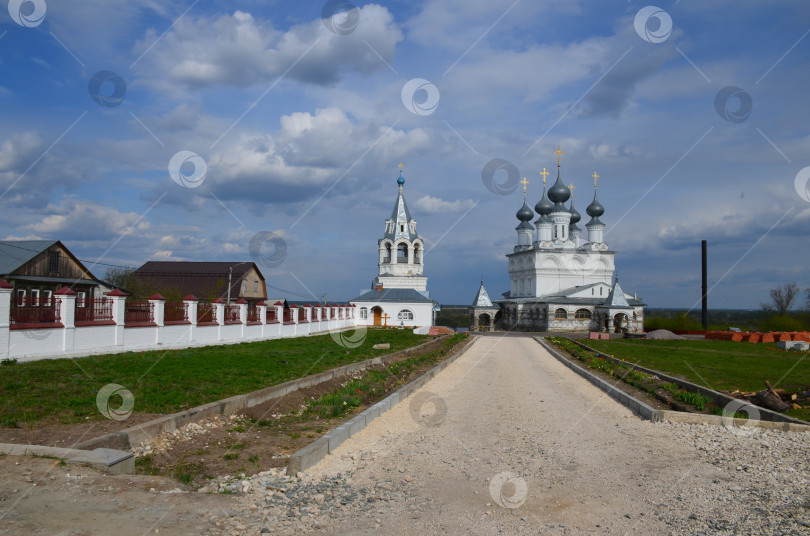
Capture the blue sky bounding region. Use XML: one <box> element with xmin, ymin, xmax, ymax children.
<box><xmin>1</xmin><ymin>0</ymin><xmax>809</xmax><ymax>308</ymax></box>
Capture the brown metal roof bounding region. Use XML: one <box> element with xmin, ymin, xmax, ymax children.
<box><xmin>134</xmin><ymin>261</ymin><xmax>265</xmax><ymax>301</ymax></box>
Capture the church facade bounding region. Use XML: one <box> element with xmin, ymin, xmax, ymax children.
<box><xmin>351</xmin><ymin>169</ymin><xmax>436</xmax><ymax>329</ymax></box>
<box><xmin>486</xmin><ymin>147</ymin><xmax>644</xmax><ymax>333</ymax></box>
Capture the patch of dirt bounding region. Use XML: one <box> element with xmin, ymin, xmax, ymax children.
<box><xmin>0</xmin><ymin>412</ymin><xmax>164</xmax><ymax>448</ymax></box>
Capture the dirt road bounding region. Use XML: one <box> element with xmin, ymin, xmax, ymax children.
<box><xmin>2</xmin><ymin>335</ymin><xmax>808</xmax><ymax>535</ymax></box>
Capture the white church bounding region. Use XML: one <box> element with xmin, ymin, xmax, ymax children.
<box><xmin>351</xmin><ymin>168</ymin><xmax>436</xmax><ymax>329</ymax></box>
<box><xmin>472</xmin><ymin>147</ymin><xmax>645</xmax><ymax>333</ymax></box>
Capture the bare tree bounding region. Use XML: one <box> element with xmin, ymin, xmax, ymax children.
<box><xmin>761</xmin><ymin>282</ymin><xmax>800</xmax><ymax>314</ymax></box>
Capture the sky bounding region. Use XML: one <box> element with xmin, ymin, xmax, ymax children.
<box><xmin>1</xmin><ymin>0</ymin><xmax>809</xmax><ymax>309</ymax></box>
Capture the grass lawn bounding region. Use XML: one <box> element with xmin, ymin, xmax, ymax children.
<box><xmin>0</xmin><ymin>328</ymin><xmax>429</xmax><ymax>426</ymax></box>
<box><xmin>584</xmin><ymin>339</ymin><xmax>810</xmax><ymax>421</ymax></box>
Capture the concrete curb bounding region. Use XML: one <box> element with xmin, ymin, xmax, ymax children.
<box><xmin>0</xmin><ymin>443</ymin><xmax>134</xmax><ymax>474</ymax></box>
<box><xmin>538</xmin><ymin>337</ymin><xmax>810</xmax><ymax>433</ymax></box>
<box><xmin>75</xmin><ymin>335</ymin><xmax>450</xmax><ymax>451</ymax></box>
<box><xmin>286</xmin><ymin>335</ymin><xmax>475</xmax><ymax>475</ymax></box>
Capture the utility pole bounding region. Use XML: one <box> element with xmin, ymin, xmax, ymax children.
<box><xmin>701</xmin><ymin>240</ymin><xmax>708</xmax><ymax>330</ymax></box>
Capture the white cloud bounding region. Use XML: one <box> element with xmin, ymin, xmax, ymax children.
<box><xmin>24</xmin><ymin>199</ymin><xmax>150</xmax><ymax>241</ymax></box>
<box><xmin>414</xmin><ymin>195</ymin><xmax>475</xmax><ymax>213</ymax></box>
<box><xmin>136</xmin><ymin>5</ymin><xmax>403</xmax><ymax>89</ymax></box>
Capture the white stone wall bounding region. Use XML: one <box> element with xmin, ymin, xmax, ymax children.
<box><xmin>0</xmin><ymin>287</ymin><xmax>357</xmax><ymax>363</ymax></box>
<box><xmin>352</xmin><ymin>301</ymin><xmax>433</xmax><ymax>329</ymax></box>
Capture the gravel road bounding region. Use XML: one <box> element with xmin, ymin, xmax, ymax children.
<box><xmin>207</xmin><ymin>335</ymin><xmax>810</xmax><ymax>535</ymax></box>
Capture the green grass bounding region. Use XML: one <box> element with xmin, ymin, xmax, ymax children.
<box><xmin>0</xmin><ymin>328</ymin><xmax>428</xmax><ymax>425</ymax></box>
<box><xmin>584</xmin><ymin>339</ymin><xmax>810</xmax><ymax>421</ymax></box>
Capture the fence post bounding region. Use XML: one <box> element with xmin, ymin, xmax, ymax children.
<box><xmin>184</xmin><ymin>295</ymin><xmax>198</xmax><ymax>342</ymax></box>
<box><xmin>148</xmin><ymin>293</ymin><xmax>165</xmax><ymax>346</ymax></box>
<box><xmin>213</xmin><ymin>299</ymin><xmax>225</xmax><ymax>341</ymax></box>
<box><xmin>106</xmin><ymin>289</ymin><xmax>127</xmax><ymax>347</ymax></box>
<box><xmin>55</xmin><ymin>286</ymin><xmax>76</xmax><ymax>353</ymax></box>
<box><xmin>0</xmin><ymin>279</ymin><xmax>12</xmax><ymax>359</ymax></box>
<box><xmin>236</xmin><ymin>299</ymin><xmax>247</xmax><ymax>339</ymax></box>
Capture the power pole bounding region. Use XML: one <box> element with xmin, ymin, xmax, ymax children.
<box><xmin>701</xmin><ymin>240</ymin><xmax>708</xmax><ymax>330</ymax></box>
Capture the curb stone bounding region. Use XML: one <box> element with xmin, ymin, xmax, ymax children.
<box><xmin>0</xmin><ymin>443</ymin><xmax>134</xmax><ymax>474</ymax></box>
<box><xmin>286</xmin><ymin>335</ymin><xmax>476</xmax><ymax>475</ymax></box>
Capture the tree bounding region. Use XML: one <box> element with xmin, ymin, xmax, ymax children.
<box><xmin>104</xmin><ymin>267</ymin><xmax>139</xmax><ymax>294</ymax></box>
<box><xmin>761</xmin><ymin>282</ymin><xmax>800</xmax><ymax>314</ymax></box>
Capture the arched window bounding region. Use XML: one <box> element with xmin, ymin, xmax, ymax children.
<box><xmin>397</xmin><ymin>309</ymin><xmax>414</xmax><ymax>321</ymax></box>
<box><xmin>397</xmin><ymin>243</ymin><xmax>408</xmax><ymax>262</ymax></box>
<box><xmin>575</xmin><ymin>309</ymin><xmax>591</xmax><ymax>319</ymax></box>
<box><xmin>359</xmin><ymin>307</ymin><xmax>368</xmax><ymax>319</ymax></box>
<box><xmin>384</xmin><ymin>243</ymin><xmax>392</xmax><ymax>262</ymax></box>
<box><xmin>414</xmin><ymin>243</ymin><xmax>421</xmax><ymax>264</ymax></box>
<box><xmin>554</xmin><ymin>308</ymin><xmax>567</xmax><ymax>319</ymax></box>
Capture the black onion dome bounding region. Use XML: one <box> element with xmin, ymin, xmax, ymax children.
<box><xmin>534</xmin><ymin>187</ymin><xmax>554</xmax><ymax>216</ymax></box>
<box><xmin>516</xmin><ymin>200</ymin><xmax>534</xmax><ymax>222</ymax></box>
<box><xmin>586</xmin><ymin>192</ymin><xmax>605</xmax><ymax>218</ymax></box>
<box><xmin>547</xmin><ymin>172</ymin><xmax>570</xmax><ymax>205</ymax></box>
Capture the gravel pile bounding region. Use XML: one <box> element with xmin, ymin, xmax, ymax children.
<box><xmin>646</xmin><ymin>329</ymin><xmax>686</xmax><ymax>340</ymax></box>
<box><xmin>132</xmin><ymin>414</ymin><xmax>236</xmax><ymax>457</ymax></box>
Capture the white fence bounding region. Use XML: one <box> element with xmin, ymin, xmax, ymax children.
<box><xmin>0</xmin><ymin>282</ymin><xmax>356</xmax><ymax>363</ymax></box>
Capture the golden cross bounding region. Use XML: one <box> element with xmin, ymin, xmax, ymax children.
<box><xmin>554</xmin><ymin>146</ymin><xmax>564</xmax><ymax>166</ymax></box>
<box><xmin>568</xmin><ymin>183</ymin><xmax>575</xmax><ymax>199</ymax></box>
<box><xmin>592</xmin><ymin>171</ymin><xmax>599</xmax><ymax>188</ymax></box>
<box><xmin>520</xmin><ymin>177</ymin><xmax>529</xmax><ymax>195</ymax></box>
<box><xmin>539</xmin><ymin>167</ymin><xmax>549</xmax><ymax>185</ymax></box>
<box><xmin>398</xmin><ymin>162</ymin><xmax>404</xmax><ymax>172</ymax></box>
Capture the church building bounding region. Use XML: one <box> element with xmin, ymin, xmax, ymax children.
<box><xmin>351</xmin><ymin>168</ymin><xmax>436</xmax><ymax>329</ymax></box>
<box><xmin>486</xmin><ymin>147</ymin><xmax>645</xmax><ymax>333</ymax></box>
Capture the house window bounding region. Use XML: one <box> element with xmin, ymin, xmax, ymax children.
<box><xmin>600</xmin><ymin>287</ymin><xmax>603</xmax><ymax>296</ymax></box>
<box><xmin>554</xmin><ymin>308</ymin><xmax>567</xmax><ymax>320</ymax></box>
<box><xmin>31</xmin><ymin>289</ymin><xmax>40</xmax><ymax>306</ymax></box>
<box><xmin>254</xmin><ymin>281</ymin><xmax>258</xmax><ymax>292</ymax></box>
<box><xmin>48</xmin><ymin>251</ymin><xmax>60</xmax><ymax>273</ymax></box>
<box><xmin>77</xmin><ymin>291</ymin><xmax>86</xmax><ymax>307</ymax></box>
<box><xmin>360</xmin><ymin>307</ymin><xmax>368</xmax><ymax>319</ymax></box>
<box><xmin>42</xmin><ymin>290</ymin><xmax>52</xmax><ymax>304</ymax></box>
<box><xmin>397</xmin><ymin>309</ymin><xmax>414</xmax><ymax>321</ymax></box>
<box><xmin>575</xmin><ymin>309</ymin><xmax>591</xmax><ymax>319</ymax></box>
<box><xmin>16</xmin><ymin>289</ymin><xmax>25</xmax><ymax>305</ymax></box>
<box><xmin>242</xmin><ymin>280</ymin><xmax>247</xmax><ymax>292</ymax></box>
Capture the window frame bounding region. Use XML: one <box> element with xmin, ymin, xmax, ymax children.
<box><xmin>554</xmin><ymin>308</ymin><xmax>567</xmax><ymax>320</ymax></box>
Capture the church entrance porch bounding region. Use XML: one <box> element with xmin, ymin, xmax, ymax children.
<box><xmin>613</xmin><ymin>313</ymin><xmax>628</xmax><ymax>333</ymax></box>
<box><xmin>372</xmin><ymin>306</ymin><xmax>383</xmax><ymax>326</ymax></box>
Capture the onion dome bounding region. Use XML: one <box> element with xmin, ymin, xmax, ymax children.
<box><xmin>516</xmin><ymin>200</ymin><xmax>534</xmax><ymax>222</ymax></box>
<box><xmin>534</xmin><ymin>187</ymin><xmax>554</xmax><ymax>216</ymax></box>
<box><xmin>586</xmin><ymin>192</ymin><xmax>605</xmax><ymax>218</ymax></box>
<box><xmin>547</xmin><ymin>172</ymin><xmax>570</xmax><ymax>210</ymax></box>
<box><xmin>397</xmin><ymin>170</ymin><xmax>405</xmax><ymax>186</ymax></box>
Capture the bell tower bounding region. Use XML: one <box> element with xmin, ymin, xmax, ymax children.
<box><xmin>373</xmin><ymin>165</ymin><xmax>428</xmax><ymax>292</ymax></box>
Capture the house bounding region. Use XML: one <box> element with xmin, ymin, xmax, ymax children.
<box><xmin>133</xmin><ymin>261</ymin><xmax>267</xmax><ymax>304</ymax></box>
<box><xmin>0</xmin><ymin>240</ymin><xmax>109</xmax><ymax>307</ymax></box>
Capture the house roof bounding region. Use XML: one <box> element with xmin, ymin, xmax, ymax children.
<box><xmin>351</xmin><ymin>287</ymin><xmax>434</xmax><ymax>303</ymax></box>
<box><xmin>134</xmin><ymin>261</ymin><xmax>266</xmax><ymax>300</ymax></box>
<box><xmin>0</xmin><ymin>240</ymin><xmax>58</xmax><ymax>274</ymax></box>
<box><xmin>497</xmin><ymin>282</ymin><xmax>644</xmax><ymax>307</ymax></box>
